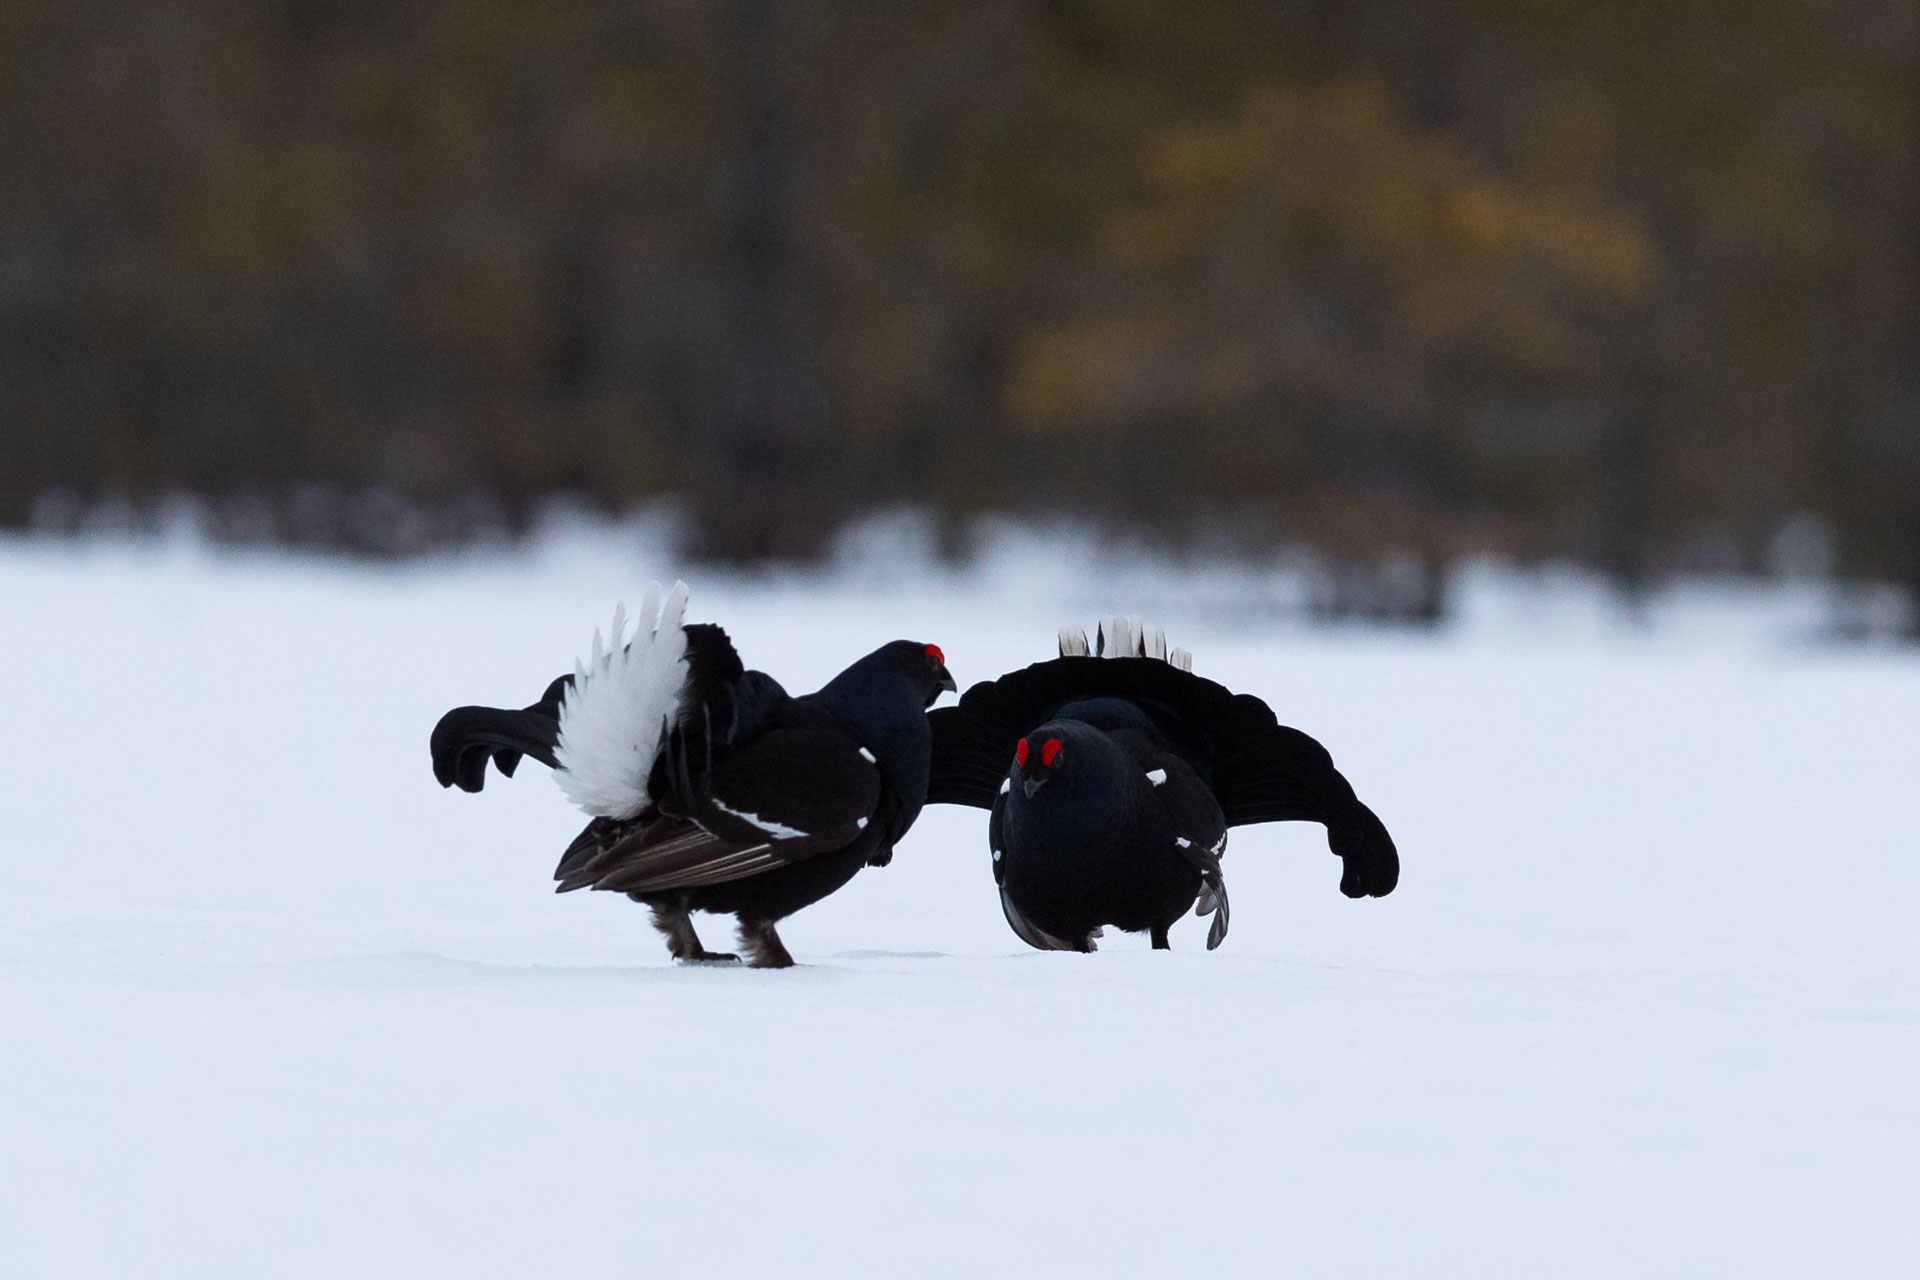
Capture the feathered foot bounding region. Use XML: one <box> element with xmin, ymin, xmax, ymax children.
<box><xmin>737</xmin><ymin>917</ymin><xmax>795</xmax><ymax>969</ymax></box>
<box><xmin>1149</xmin><ymin>925</ymin><xmax>1171</xmax><ymax>950</ymax></box>
<box><xmin>650</xmin><ymin>902</ymin><xmax>739</xmax><ymax>964</ymax></box>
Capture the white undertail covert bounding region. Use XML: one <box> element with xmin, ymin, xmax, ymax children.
<box><xmin>554</xmin><ymin>580</ymin><xmax>691</xmax><ymax>820</ymax></box>
<box><xmin>1062</xmin><ymin>616</ymin><xmax>1192</xmax><ymax>671</ymax></box>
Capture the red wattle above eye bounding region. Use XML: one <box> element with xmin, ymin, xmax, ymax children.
<box><xmin>1015</xmin><ymin>738</ymin><xmax>1029</xmax><ymax>767</ymax></box>
<box><xmin>1041</xmin><ymin>738</ymin><xmax>1063</xmax><ymax>768</ymax></box>
<box><xmin>925</xmin><ymin>643</ymin><xmax>945</xmax><ymax>665</ymax></box>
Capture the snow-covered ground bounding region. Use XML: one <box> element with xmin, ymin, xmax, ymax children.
<box><xmin>2</xmin><ymin>529</ymin><xmax>1916</xmax><ymax>1278</ymax></box>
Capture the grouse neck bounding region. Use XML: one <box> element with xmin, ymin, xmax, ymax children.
<box><xmin>813</xmin><ymin>657</ymin><xmax>915</xmax><ymax>734</ymax></box>
<box><xmin>809</xmin><ymin>655</ymin><xmax>934</xmax><ymax>823</ymax></box>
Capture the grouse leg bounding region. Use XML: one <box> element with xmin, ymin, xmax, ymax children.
<box><xmin>647</xmin><ymin>900</ymin><xmax>739</xmax><ymax>964</ymax></box>
<box><xmin>737</xmin><ymin>917</ymin><xmax>796</xmax><ymax>969</ymax></box>
<box><xmin>1149</xmin><ymin>925</ymin><xmax>1172</xmax><ymax>950</ymax></box>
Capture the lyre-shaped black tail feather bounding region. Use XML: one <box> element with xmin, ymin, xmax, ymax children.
<box><xmin>430</xmin><ymin>675</ymin><xmax>572</xmax><ymax>793</ymax></box>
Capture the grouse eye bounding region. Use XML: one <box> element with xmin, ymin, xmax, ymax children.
<box><xmin>1015</xmin><ymin>737</ymin><xmax>1029</xmax><ymax>768</ymax></box>
<box><xmin>924</xmin><ymin>643</ymin><xmax>945</xmax><ymax>666</ymax></box>
<box><xmin>1041</xmin><ymin>738</ymin><xmax>1064</xmax><ymax>768</ymax></box>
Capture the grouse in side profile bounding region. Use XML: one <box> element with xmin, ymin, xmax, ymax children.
<box><xmin>927</xmin><ymin>617</ymin><xmax>1397</xmax><ymax>953</ymax></box>
<box><xmin>430</xmin><ymin>581</ymin><xmax>956</xmax><ymax>967</ymax></box>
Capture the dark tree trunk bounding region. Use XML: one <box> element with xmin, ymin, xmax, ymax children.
<box><xmin>695</xmin><ymin>0</ymin><xmax>842</xmax><ymax>561</ymax></box>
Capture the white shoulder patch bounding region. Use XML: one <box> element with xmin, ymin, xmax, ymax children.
<box><xmin>711</xmin><ymin>797</ymin><xmax>808</xmax><ymax>841</ymax></box>
<box><xmin>999</xmin><ymin>777</ymin><xmax>1011</xmax><ymax>796</ymax></box>
<box><xmin>859</xmin><ymin>747</ymin><xmax>876</xmax><ymax>764</ymax></box>
<box><xmin>1146</xmin><ymin>768</ymin><xmax>1167</xmax><ymax>786</ymax></box>
<box><xmin>554</xmin><ymin>580</ymin><xmax>691</xmax><ymax>820</ymax></box>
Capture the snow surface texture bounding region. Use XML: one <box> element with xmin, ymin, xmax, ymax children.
<box><xmin>2</xmin><ymin>530</ymin><xmax>1917</xmax><ymax>1279</ymax></box>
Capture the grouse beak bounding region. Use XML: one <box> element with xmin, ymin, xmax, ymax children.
<box><xmin>934</xmin><ymin>664</ymin><xmax>957</xmax><ymax>694</ymax></box>
<box><xmin>1023</xmin><ymin>776</ymin><xmax>1046</xmax><ymax>799</ymax></box>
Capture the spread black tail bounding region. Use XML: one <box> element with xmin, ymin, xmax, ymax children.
<box><xmin>929</xmin><ymin>655</ymin><xmax>1398</xmax><ymax>898</ymax></box>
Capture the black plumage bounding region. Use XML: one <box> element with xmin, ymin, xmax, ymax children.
<box><xmin>928</xmin><ymin>621</ymin><xmax>1397</xmax><ymax>952</ymax></box>
<box><xmin>432</xmin><ymin>612</ymin><xmax>955</xmax><ymax>967</ymax></box>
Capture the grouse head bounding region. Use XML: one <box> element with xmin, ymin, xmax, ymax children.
<box><xmin>914</xmin><ymin>642</ymin><xmax>959</xmax><ymax>707</ymax></box>
<box><xmin>1015</xmin><ymin>730</ymin><xmax>1064</xmax><ymax>798</ymax></box>
<box><xmin>813</xmin><ymin>638</ymin><xmax>957</xmax><ymax>722</ymax></box>
<box><xmin>864</xmin><ymin>639</ymin><xmax>958</xmax><ymax>708</ymax></box>
<box><xmin>1008</xmin><ymin>718</ymin><xmax>1128</xmax><ymax>802</ymax></box>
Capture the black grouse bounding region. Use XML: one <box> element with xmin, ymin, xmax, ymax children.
<box><xmin>927</xmin><ymin>617</ymin><xmax>1397</xmax><ymax>952</ymax></box>
<box><xmin>430</xmin><ymin>581</ymin><xmax>956</xmax><ymax>967</ymax></box>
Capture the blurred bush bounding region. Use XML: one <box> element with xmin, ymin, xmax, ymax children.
<box><xmin>1</xmin><ymin>0</ymin><xmax>1915</xmax><ymax>616</ymax></box>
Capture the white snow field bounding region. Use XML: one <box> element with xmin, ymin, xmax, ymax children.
<box><xmin>2</xmin><ymin>529</ymin><xmax>1916</xmax><ymax>1279</ymax></box>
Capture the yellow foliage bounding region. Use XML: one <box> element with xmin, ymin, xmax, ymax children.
<box><xmin>1449</xmin><ymin>187</ymin><xmax>1650</xmax><ymax>296</ymax></box>
<box><xmin>1005</xmin><ymin>322</ymin><xmax>1173</xmax><ymax>428</ymax></box>
<box><xmin>1073</xmin><ymin>76</ymin><xmax>1659</xmax><ymax>425</ymax></box>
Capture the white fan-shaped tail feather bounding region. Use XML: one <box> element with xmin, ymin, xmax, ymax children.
<box><xmin>554</xmin><ymin>580</ymin><xmax>691</xmax><ymax>819</ymax></box>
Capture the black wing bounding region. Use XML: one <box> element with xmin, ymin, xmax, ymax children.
<box><xmin>986</xmin><ymin>797</ymin><xmax>1089</xmax><ymax>952</ymax></box>
<box><xmin>679</xmin><ymin>723</ymin><xmax>882</xmax><ymax>849</ymax></box>
<box><xmin>555</xmin><ymin>815</ymin><xmax>793</xmax><ymax>895</ymax></box>
<box><xmin>930</xmin><ymin>654</ymin><xmax>1397</xmax><ymax>898</ymax></box>
<box><xmin>1148</xmin><ymin>751</ymin><xmax>1232</xmax><ymax>948</ymax></box>
<box><xmin>557</xmin><ymin>721</ymin><xmax>883</xmax><ymax>894</ymax></box>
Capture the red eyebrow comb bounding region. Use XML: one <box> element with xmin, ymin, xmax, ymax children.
<box><xmin>1015</xmin><ymin>737</ymin><xmax>1029</xmax><ymax>767</ymax></box>
<box><xmin>1041</xmin><ymin>738</ymin><xmax>1063</xmax><ymax>768</ymax></box>
<box><xmin>925</xmin><ymin>643</ymin><xmax>945</xmax><ymax>665</ymax></box>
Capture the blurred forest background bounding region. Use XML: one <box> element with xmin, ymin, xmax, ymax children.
<box><xmin>2</xmin><ymin>0</ymin><xmax>1917</xmax><ymax>621</ymax></box>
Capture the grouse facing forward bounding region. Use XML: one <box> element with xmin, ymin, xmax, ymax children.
<box><xmin>431</xmin><ymin>582</ymin><xmax>955</xmax><ymax>967</ymax></box>
<box><xmin>927</xmin><ymin>618</ymin><xmax>1397</xmax><ymax>952</ymax></box>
